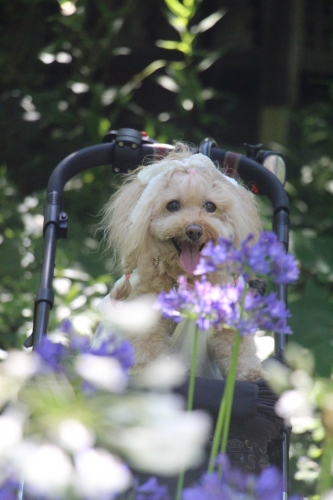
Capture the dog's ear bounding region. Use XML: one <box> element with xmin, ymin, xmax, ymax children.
<box><xmin>102</xmin><ymin>176</ymin><xmax>154</xmax><ymax>274</ymax></box>
<box><xmin>229</xmin><ymin>186</ymin><xmax>262</xmax><ymax>246</ymax></box>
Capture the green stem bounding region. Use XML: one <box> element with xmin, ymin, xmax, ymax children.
<box><xmin>175</xmin><ymin>325</ymin><xmax>199</xmax><ymax>500</ymax></box>
<box><xmin>207</xmin><ymin>330</ymin><xmax>241</xmax><ymax>472</ymax></box>
<box><xmin>208</xmin><ymin>285</ymin><xmax>247</xmax><ymax>473</ymax></box>
<box><xmin>317</xmin><ymin>434</ymin><xmax>333</xmax><ymax>496</ymax></box>
<box><xmin>186</xmin><ymin>326</ymin><xmax>199</xmax><ymax>411</ymax></box>
<box><xmin>220</xmin><ymin>331</ymin><xmax>241</xmax><ymax>453</ymax></box>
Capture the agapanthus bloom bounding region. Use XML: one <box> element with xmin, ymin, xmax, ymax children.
<box><xmin>195</xmin><ymin>231</ymin><xmax>299</xmax><ymax>286</ymax></box>
<box><xmin>135</xmin><ymin>476</ymin><xmax>170</xmax><ymax>500</ymax></box>
<box><xmin>157</xmin><ymin>276</ymin><xmax>292</xmax><ymax>336</ymax></box>
<box><xmin>157</xmin><ymin>232</ymin><xmax>298</xmax><ymax>336</ymax></box>
<box><xmin>183</xmin><ymin>454</ymin><xmax>287</xmax><ymax>500</ymax></box>
<box><xmin>0</xmin><ymin>478</ymin><xmax>19</xmax><ymax>500</ymax></box>
<box><xmin>156</xmin><ymin>276</ymin><xmax>241</xmax><ymax>332</ymax></box>
<box><xmin>35</xmin><ymin>331</ymin><xmax>134</xmax><ymax>375</ymax></box>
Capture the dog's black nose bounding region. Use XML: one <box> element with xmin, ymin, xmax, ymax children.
<box><xmin>185</xmin><ymin>224</ymin><xmax>203</xmax><ymax>242</ymax></box>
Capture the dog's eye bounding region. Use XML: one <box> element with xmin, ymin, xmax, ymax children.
<box><xmin>166</xmin><ymin>200</ymin><xmax>181</xmax><ymax>212</ymax></box>
<box><xmin>204</xmin><ymin>201</ymin><xmax>217</xmax><ymax>213</ymax></box>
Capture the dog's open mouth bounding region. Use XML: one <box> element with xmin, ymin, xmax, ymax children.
<box><xmin>172</xmin><ymin>239</ymin><xmax>205</xmax><ymax>274</ymax></box>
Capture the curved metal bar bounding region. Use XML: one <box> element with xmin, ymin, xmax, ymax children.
<box><xmin>47</xmin><ymin>143</ymin><xmax>115</xmax><ymax>195</ymax></box>
<box><xmin>44</xmin><ymin>142</ymin><xmax>289</xmax><ymax>216</ymax></box>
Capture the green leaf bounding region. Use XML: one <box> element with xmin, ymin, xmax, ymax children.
<box><xmin>164</xmin><ymin>0</ymin><xmax>191</xmax><ymax>19</ymax></box>
<box><xmin>156</xmin><ymin>40</ymin><xmax>191</xmax><ymax>54</ymax></box>
<box><xmin>191</xmin><ymin>9</ymin><xmax>227</xmax><ymax>34</ymax></box>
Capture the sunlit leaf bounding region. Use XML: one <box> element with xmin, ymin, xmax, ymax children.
<box><xmin>191</xmin><ymin>9</ymin><xmax>227</xmax><ymax>34</ymax></box>
<box><xmin>164</xmin><ymin>0</ymin><xmax>191</xmax><ymax>19</ymax></box>
<box><xmin>156</xmin><ymin>40</ymin><xmax>191</xmax><ymax>54</ymax></box>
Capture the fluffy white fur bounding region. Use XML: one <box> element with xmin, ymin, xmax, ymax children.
<box><xmin>100</xmin><ymin>144</ymin><xmax>264</xmax><ymax>381</ymax></box>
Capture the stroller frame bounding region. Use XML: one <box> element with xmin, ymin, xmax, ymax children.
<box><xmin>26</xmin><ymin>128</ymin><xmax>291</xmax><ymax>498</ymax></box>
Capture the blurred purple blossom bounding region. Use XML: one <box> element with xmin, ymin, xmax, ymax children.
<box><xmin>35</xmin><ymin>336</ymin><xmax>67</xmax><ymax>372</ymax></box>
<box><xmin>195</xmin><ymin>231</ymin><xmax>299</xmax><ymax>286</ymax></box>
<box><xmin>157</xmin><ymin>276</ymin><xmax>292</xmax><ymax>336</ymax></box>
<box><xmin>90</xmin><ymin>338</ymin><xmax>134</xmax><ymax>372</ymax></box>
<box><xmin>135</xmin><ymin>477</ymin><xmax>170</xmax><ymax>500</ymax></box>
<box><xmin>156</xmin><ymin>276</ymin><xmax>242</xmax><ymax>332</ymax></box>
<box><xmin>183</xmin><ymin>454</ymin><xmax>284</xmax><ymax>500</ymax></box>
<box><xmin>0</xmin><ymin>478</ymin><xmax>19</xmax><ymax>500</ymax></box>
<box><xmin>35</xmin><ymin>330</ymin><xmax>134</xmax><ymax>375</ymax></box>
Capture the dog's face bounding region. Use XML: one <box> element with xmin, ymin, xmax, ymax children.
<box><xmin>149</xmin><ymin>166</ymin><xmax>242</xmax><ymax>275</ymax></box>
<box><xmin>138</xmin><ymin>164</ymin><xmax>261</xmax><ymax>276</ymax></box>
<box><xmin>105</xmin><ymin>154</ymin><xmax>261</xmax><ymax>279</ymax></box>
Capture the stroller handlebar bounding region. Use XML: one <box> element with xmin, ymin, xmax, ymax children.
<box><xmin>47</xmin><ymin>140</ymin><xmax>289</xmax><ymax>215</ymax></box>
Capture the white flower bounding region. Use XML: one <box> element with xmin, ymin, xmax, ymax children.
<box><xmin>74</xmin><ymin>354</ymin><xmax>127</xmax><ymax>392</ymax></box>
<box><xmin>96</xmin><ymin>292</ymin><xmax>160</xmax><ymax>337</ymax></box>
<box><xmin>18</xmin><ymin>443</ymin><xmax>73</xmax><ymax>497</ymax></box>
<box><xmin>276</xmin><ymin>389</ymin><xmax>312</xmax><ymax>418</ymax></box>
<box><xmin>275</xmin><ymin>389</ymin><xmax>315</xmax><ymax>429</ymax></box>
<box><xmin>323</xmin><ymin>489</ymin><xmax>333</xmax><ymax>500</ymax></box>
<box><xmin>136</xmin><ymin>354</ymin><xmax>186</xmax><ymax>390</ymax></box>
<box><xmin>74</xmin><ymin>448</ymin><xmax>132</xmax><ymax>499</ymax></box>
<box><xmin>263</xmin><ymin>357</ymin><xmax>291</xmax><ymax>394</ymax></box>
<box><xmin>57</xmin><ymin>418</ymin><xmax>95</xmax><ymax>452</ymax></box>
<box><xmin>2</xmin><ymin>350</ymin><xmax>39</xmax><ymax>380</ymax></box>
<box><xmin>113</xmin><ymin>393</ymin><xmax>211</xmax><ymax>475</ymax></box>
<box><xmin>0</xmin><ymin>412</ymin><xmax>23</xmax><ymax>457</ymax></box>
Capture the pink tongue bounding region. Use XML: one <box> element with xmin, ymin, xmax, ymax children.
<box><xmin>179</xmin><ymin>242</ymin><xmax>201</xmax><ymax>274</ymax></box>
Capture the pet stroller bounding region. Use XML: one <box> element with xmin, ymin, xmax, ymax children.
<box><xmin>25</xmin><ymin>128</ymin><xmax>291</xmax><ymax>497</ymax></box>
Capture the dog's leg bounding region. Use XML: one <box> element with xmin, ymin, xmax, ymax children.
<box><xmin>209</xmin><ymin>330</ymin><xmax>264</xmax><ymax>381</ymax></box>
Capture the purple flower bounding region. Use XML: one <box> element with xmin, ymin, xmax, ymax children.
<box><xmin>255</xmin><ymin>466</ymin><xmax>283</xmax><ymax>500</ymax></box>
<box><xmin>35</xmin><ymin>336</ymin><xmax>67</xmax><ymax>372</ymax></box>
<box><xmin>183</xmin><ymin>455</ymin><xmax>284</xmax><ymax>500</ymax></box>
<box><xmin>248</xmin><ymin>232</ymin><xmax>299</xmax><ymax>285</ymax></box>
<box><xmin>35</xmin><ymin>331</ymin><xmax>134</xmax><ymax>376</ymax></box>
<box><xmin>157</xmin><ymin>276</ymin><xmax>293</xmax><ymax>336</ymax></box>
<box><xmin>241</xmin><ymin>292</ymin><xmax>292</xmax><ymax>335</ymax></box>
<box><xmin>156</xmin><ymin>277</ymin><xmax>242</xmax><ymax>332</ymax></box>
<box><xmin>0</xmin><ymin>478</ymin><xmax>19</xmax><ymax>500</ymax></box>
<box><xmin>60</xmin><ymin>318</ymin><xmax>75</xmax><ymax>334</ymax></box>
<box><xmin>195</xmin><ymin>232</ymin><xmax>299</xmax><ymax>286</ymax></box>
<box><xmin>195</xmin><ymin>238</ymin><xmax>243</xmax><ymax>277</ymax></box>
<box><xmin>89</xmin><ymin>338</ymin><xmax>134</xmax><ymax>372</ymax></box>
<box><xmin>135</xmin><ymin>477</ymin><xmax>170</xmax><ymax>500</ymax></box>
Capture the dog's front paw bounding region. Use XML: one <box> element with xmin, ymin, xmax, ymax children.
<box><xmin>236</xmin><ymin>365</ymin><xmax>264</xmax><ymax>382</ymax></box>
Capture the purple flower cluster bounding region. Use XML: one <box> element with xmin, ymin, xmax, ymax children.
<box><xmin>157</xmin><ymin>276</ymin><xmax>291</xmax><ymax>336</ymax></box>
<box><xmin>156</xmin><ymin>276</ymin><xmax>241</xmax><ymax>332</ymax></box>
<box><xmin>0</xmin><ymin>478</ymin><xmax>19</xmax><ymax>500</ymax></box>
<box><xmin>35</xmin><ymin>325</ymin><xmax>134</xmax><ymax>374</ymax></box>
<box><xmin>156</xmin><ymin>232</ymin><xmax>297</xmax><ymax>335</ymax></box>
<box><xmin>195</xmin><ymin>232</ymin><xmax>299</xmax><ymax>285</ymax></box>
<box><xmin>135</xmin><ymin>477</ymin><xmax>170</xmax><ymax>500</ymax></box>
<box><xmin>241</xmin><ymin>291</ymin><xmax>292</xmax><ymax>335</ymax></box>
<box><xmin>183</xmin><ymin>454</ymin><xmax>290</xmax><ymax>500</ymax></box>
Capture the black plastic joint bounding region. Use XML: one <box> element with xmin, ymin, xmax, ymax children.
<box><xmin>113</xmin><ymin>128</ymin><xmax>142</xmax><ymax>173</ymax></box>
<box><xmin>243</xmin><ymin>143</ymin><xmax>263</xmax><ymax>159</ymax></box>
<box><xmin>199</xmin><ymin>137</ymin><xmax>218</xmax><ymax>159</ymax></box>
<box><xmin>58</xmin><ymin>211</ymin><xmax>68</xmax><ymax>239</ymax></box>
<box><xmin>35</xmin><ymin>288</ymin><xmax>54</xmax><ymax>308</ymax></box>
<box><xmin>43</xmin><ymin>191</ymin><xmax>62</xmax><ymax>235</ymax></box>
